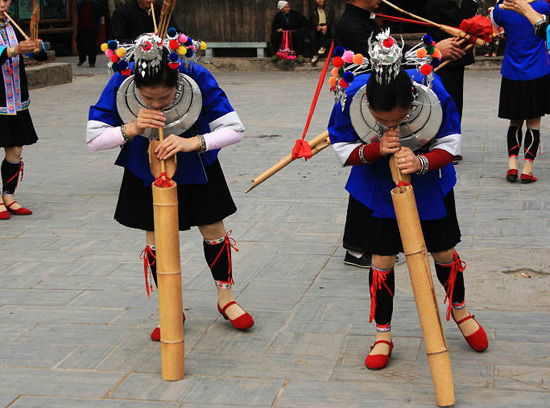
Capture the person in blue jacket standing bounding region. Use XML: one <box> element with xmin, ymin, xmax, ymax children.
<box><xmin>492</xmin><ymin>0</ymin><xmax>550</xmax><ymax>183</ymax></box>
<box><xmin>328</xmin><ymin>31</ymin><xmax>488</xmax><ymax>370</ymax></box>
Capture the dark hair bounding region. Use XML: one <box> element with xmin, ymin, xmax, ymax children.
<box><xmin>365</xmin><ymin>70</ymin><xmax>413</xmax><ymax>112</ymax></box>
<box><xmin>134</xmin><ymin>48</ymin><xmax>179</xmax><ymax>89</ymax></box>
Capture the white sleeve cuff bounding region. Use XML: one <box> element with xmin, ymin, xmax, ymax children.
<box><xmin>332</xmin><ymin>141</ymin><xmax>361</xmax><ymax>165</ymax></box>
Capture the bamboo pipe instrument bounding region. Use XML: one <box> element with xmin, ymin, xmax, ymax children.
<box><xmin>246</xmin><ymin>130</ymin><xmax>330</xmax><ymax>193</ymax></box>
<box><xmin>151</xmin><ymin>4</ymin><xmax>158</xmax><ymax>35</ymax></box>
<box><xmin>435</xmin><ymin>42</ymin><xmax>474</xmax><ymax>73</ymax></box>
<box><xmin>381</xmin><ymin>0</ymin><xmax>486</xmax><ymax>46</ymax></box>
<box><xmin>149</xmin><ymin>127</ymin><xmax>184</xmax><ymax>381</ymax></box>
<box><xmin>389</xmin><ymin>156</ymin><xmax>455</xmax><ymax>407</ymax></box>
<box><xmin>4</xmin><ymin>12</ymin><xmax>30</xmax><ymax>40</ymax></box>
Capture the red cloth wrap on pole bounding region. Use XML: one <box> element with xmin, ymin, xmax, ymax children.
<box><xmin>460</xmin><ymin>15</ymin><xmax>494</xmax><ymax>43</ymax></box>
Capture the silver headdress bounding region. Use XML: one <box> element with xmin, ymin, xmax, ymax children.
<box><xmin>100</xmin><ymin>31</ymin><xmax>206</xmax><ymax>141</ymax></box>
<box><xmin>101</xmin><ymin>30</ymin><xmax>206</xmax><ymax>77</ymax></box>
<box><xmin>329</xmin><ymin>30</ymin><xmax>445</xmax><ymax>152</ymax></box>
<box><xmin>368</xmin><ymin>29</ymin><xmax>403</xmax><ymax>85</ymax></box>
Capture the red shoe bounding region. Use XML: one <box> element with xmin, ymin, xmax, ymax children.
<box><xmin>506</xmin><ymin>169</ymin><xmax>518</xmax><ymax>182</ymax></box>
<box><xmin>365</xmin><ymin>340</ymin><xmax>394</xmax><ymax>370</ymax></box>
<box><xmin>520</xmin><ymin>173</ymin><xmax>537</xmax><ymax>184</ymax></box>
<box><xmin>6</xmin><ymin>201</ymin><xmax>32</xmax><ymax>215</ymax></box>
<box><xmin>0</xmin><ymin>204</ymin><xmax>9</xmax><ymax>220</ymax></box>
<box><xmin>453</xmin><ymin>313</ymin><xmax>488</xmax><ymax>352</ymax></box>
<box><xmin>217</xmin><ymin>300</ymin><xmax>254</xmax><ymax>330</ymax></box>
<box><xmin>150</xmin><ymin>312</ymin><xmax>186</xmax><ymax>342</ymax></box>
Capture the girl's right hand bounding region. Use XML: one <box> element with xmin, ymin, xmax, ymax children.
<box><xmin>379</xmin><ymin>128</ymin><xmax>400</xmax><ymax>156</ymax></box>
<box><xmin>15</xmin><ymin>39</ymin><xmax>39</xmax><ymax>54</ymax></box>
<box><xmin>133</xmin><ymin>109</ymin><xmax>166</xmax><ymax>135</ymax></box>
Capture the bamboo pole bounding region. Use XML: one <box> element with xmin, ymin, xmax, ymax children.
<box><xmin>151</xmin><ymin>3</ymin><xmax>158</xmax><ymax>35</ymax></box>
<box><xmin>381</xmin><ymin>0</ymin><xmax>486</xmax><ymax>46</ymax></box>
<box><xmin>149</xmin><ymin>135</ymin><xmax>184</xmax><ymax>381</ymax></box>
<box><xmin>389</xmin><ymin>156</ymin><xmax>455</xmax><ymax>407</ymax></box>
<box><xmin>435</xmin><ymin>42</ymin><xmax>473</xmax><ymax>73</ymax></box>
<box><xmin>246</xmin><ymin>130</ymin><xmax>329</xmax><ymax>193</ymax></box>
<box><xmin>4</xmin><ymin>12</ymin><xmax>30</xmax><ymax>40</ymax></box>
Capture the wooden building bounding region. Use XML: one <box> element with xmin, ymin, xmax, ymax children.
<box><xmin>7</xmin><ymin>0</ymin><xmax>496</xmax><ymax>56</ymax></box>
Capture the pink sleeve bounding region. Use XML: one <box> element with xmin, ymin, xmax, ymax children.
<box><xmin>87</xmin><ymin>126</ymin><xmax>125</xmax><ymax>151</ymax></box>
<box><xmin>204</xmin><ymin>127</ymin><xmax>243</xmax><ymax>151</ymax></box>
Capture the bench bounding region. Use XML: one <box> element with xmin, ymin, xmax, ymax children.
<box><xmin>204</xmin><ymin>42</ymin><xmax>268</xmax><ymax>58</ymax></box>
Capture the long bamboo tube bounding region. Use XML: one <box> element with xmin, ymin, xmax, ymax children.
<box><xmin>149</xmin><ymin>139</ymin><xmax>184</xmax><ymax>381</ymax></box>
<box><xmin>246</xmin><ymin>130</ymin><xmax>329</xmax><ymax>193</ymax></box>
<box><xmin>389</xmin><ymin>156</ymin><xmax>454</xmax><ymax>407</ymax></box>
<box><xmin>381</xmin><ymin>0</ymin><xmax>486</xmax><ymax>46</ymax></box>
<box><xmin>4</xmin><ymin>12</ymin><xmax>30</xmax><ymax>40</ymax></box>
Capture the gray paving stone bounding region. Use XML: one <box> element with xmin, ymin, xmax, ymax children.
<box><xmin>9</xmin><ymin>397</ymin><xmax>182</xmax><ymax>408</ymax></box>
<box><xmin>0</xmin><ymin>289</ymin><xmax>81</xmax><ymax>306</ymax></box>
<box><xmin>110</xmin><ymin>374</ymin><xmax>284</xmax><ymax>405</ymax></box>
<box><xmin>495</xmin><ymin>364</ymin><xmax>550</xmax><ymax>392</ymax></box>
<box><xmin>0</xmin><ymin>395</ymin><xmax>18</xmax><ymax>406</ymax></box>
<box><xmin>183</xmin><ymin>350</ymin><xmax>337</xmax><ymax>381</ymax></box>
<box><xmin>1</xmin><ymin>305</ymin><xmax>125</xmax><ymax>325</ymax></box>
<box><xmin>0</xmin><ymin>344</ymin><xmax>75</xmax><ymax>368</ymax></box>
<box><xmin>0</xmin><ymin>367</ymin><xmax>123</xmax><ymax>397</ymax></box>
<box><xmin>17</xmin><ymin>323</ymin><xmax>134</xmax><ymax>346</ymax></box>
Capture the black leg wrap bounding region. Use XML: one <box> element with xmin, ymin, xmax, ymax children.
<box><xmin>1</xmin><ymin>159</ymin><xmax>21</xmax><ymax>194</ymax></box>
<box><xmin>369</xmin><ymin>266</ymin><xmax>395</xmax><ymax>326</ymax></box>
<box><xmin>523</xmin><ymin>128</ymin><xmax>540</xmax><ymax>162</ymax></box>
<box><xmin>203</xmin><ymin>238</ymin><xmax>233</xmax><ymax>285</ymax></box>
<box><xmin>434</xmin><ymin>255</ymin><xmax>465</xmax><ymax>305</ymax></box>
<box><xmin>506</xmin><ymin>126</ymin><xmax>522</xmax><ymax>158</ymax></box>
<box><xmin>148</xmin><ymin>249</ymin><xmax>158</xmax><ymax>287</ymax></box>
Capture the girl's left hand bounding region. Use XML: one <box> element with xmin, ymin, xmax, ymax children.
<box><xmin>154</xmin><ymin>134</ymin><xmax>201</xmax><ymax>160</ymax></box>
<box><xmin>395</xmin><ymin>147</ymin><xmax>421</xmax><ymax>174</ymax></box>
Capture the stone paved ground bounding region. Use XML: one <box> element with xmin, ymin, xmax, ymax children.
<box><xmin>1</xmin><ymin>60</ymin><xmax>550</xmax><ymax>407</ymax></box>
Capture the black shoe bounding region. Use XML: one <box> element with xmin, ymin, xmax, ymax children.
<box><xmin>344</xmin><ymin>251</ymin><xmax>372</xmax><ymax>268</ymax></box>
<box><xmin>89</xmin><ymin>63</ymin><xmax>95</xmax><ymax>67</ymax></box>
<box><xmin>77</xmin><ymin>61</ymin><xmax>84</xmax><ymax>66</ymax></box>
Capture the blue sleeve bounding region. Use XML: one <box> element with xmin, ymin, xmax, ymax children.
<box><xmin>328</xmin><ymin>101</ymin><xmax>358</xmax><ymax>144</ymax></box>
<box><xmin>430</xmin><ymin>75</ymin><xmax>461</xmax><ymax>138</ymax></box>
<box><xmin>88</xmin><ymin>73</ymin><xmax>125</xmax><ymax>126</ymax></box>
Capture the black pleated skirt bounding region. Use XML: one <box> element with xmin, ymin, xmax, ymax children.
<box><xmin>498</xmin><ymin>74</ymin><xmax>550</xmax><ymax>120</ymax></box>
<box><xmin>343</xmin><ymin>191</ymin><xmax>461</xmax><ymax>256</ymax></box>
<box><xmin>0</xmin><ymin>109</ymin><xmax>39</xmax><ymax>147</ymax></box>
<box><xmin>115</xmin><ymin>159</ymin><xmax>237</xmax><ymax>231</ymax></box>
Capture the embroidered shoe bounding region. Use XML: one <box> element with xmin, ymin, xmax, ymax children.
<box><xmin>520</xmin><ymin>173</ymin><xmax>537</xmax><ymax>184</ymax></box>
<box><xmin>218</xmin><ymin>300</ymin><xmax>254</xmax><ymax>330</ymax></box>
<box><xmin>365</xmin><ymin>340</ymin><xmax>394</xmax><ymax>370</ymax></box>
<box><xmin>150</xmin><ymin>312</ymin><xmax>186</xmax><ymax>342</ymax></box>
<box><xmin>453</xmin><ymin>313</ymin><xmax>488</xmax><ymax>352</ymax></box>
<box><xmin>0</xmin><ymin>203</ymin><xmax>9</xmax><ymax>220</ymax></box>
<box><xmin>506</xmin><ymin>169</ymin><xmax>518</xmax><ymax>182</ymax></box>
<box><xmin>6</xmin><ymin>201</ymin><xmax>32</xmax><ymax>215</ymax></box>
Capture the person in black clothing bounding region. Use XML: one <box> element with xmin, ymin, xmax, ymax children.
<box><xmin>334</xmin><ymin>0</ymin><xmax>382</xmax><ymax>58</ymax></box>
<box><xmin>272</xmin><ymin>1</ymin><xmax>308</xmax><ymax>63</ymax></box>
<box><xmin>0</xmin><ymin>1</ymin><xmax>47</xmax><ymax>220</ymax></box>
<box><xmin>110</xmin><ymin>0</ymin><xmax>180</xmax><ymax>43</ymax></box>
<box><xmin>425</xmin><ymin>1</ymin><xmax>478</xmax><ymax>127</ymax></box>
<box><xmin>333</xmin><ymin>0</ymin><xmax>467</xmax><ymax>269</ymax></box>
<box><xmin>309</xmin><ymin>0</ymin><xmax>335</xmax><ymax>65</ymax></box>
<box><xmin>77</xmin><ymin>0</ymin><xmax>102</xmax><ymax>67</ymax></box>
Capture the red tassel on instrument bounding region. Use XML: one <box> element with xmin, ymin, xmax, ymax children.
<box><xmin>154</xmin><ymin>172</ymin><xmax>173</xmax><ymax>188</ymax></box>
<box><xmin>460</xmin><ymin>15</ymin><xmax>493</xmax><ymax>43</ymax></box>
<box><xmin>291</xmin><ymin>139</ymin><xmax>313</xmax><ymax>160</ymax></box>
